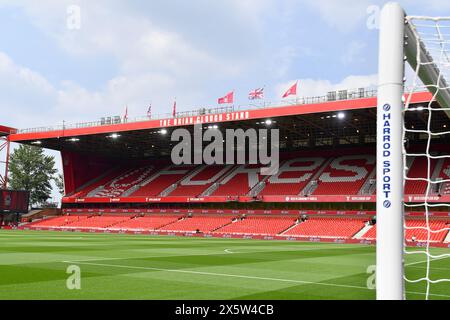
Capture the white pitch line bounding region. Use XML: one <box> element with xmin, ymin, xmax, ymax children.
<box><xmin>407</xmin><ymin>266</ymin><xmax>450</xmax><ymax>271</ymax></box>
<box><xmin>405</xmin><ymin>255</ymin><xmax>450</xmax><ymax>267</ymax></box>
<box><xmin>61</xmin><ymin>260</ymin><xmax>450</xmax><ymax>298</ymax></box>
<box><xmin>224</xmin><ymin>249</ymin><xmax>234</xmax><ymax>254</ymax></box>
<box><xmin>63</xmin><ymin>260</ymin><xmax>367</xmax><ymax>290</ymax></box>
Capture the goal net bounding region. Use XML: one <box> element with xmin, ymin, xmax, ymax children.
<box><xmin>377</xmin><ymin>3</ymin><xmax>450</xmax><ymax>300</ymax></box>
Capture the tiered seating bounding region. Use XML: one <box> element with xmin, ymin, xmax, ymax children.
<box><xmin>404</xmin><ymin>157</ymin><xmax>437</xmax><ymax>195</ymax></box>
<box><xmin>64</xmin><ymin>152</ymin><xmax>450</xmax><ymax>200</ymax></box>
<box><xmin>25</xmin><ymin>213</ymin><xmax>450</xmax><ymax>244</ymax></box>
<box><xmin>65</xmin><ymin>215</ymin><xmax>132</xmax><ymax>229</ymax></box>
<box><xmin>71</xmin><ymin>167</ymin><xmax>126</xmax><ymax>198</ymax></box>
<box><xmin>214</xmin><ymin>216</ymin><xmax>296</xmax><ymax>235</ymax></box>
<box><xmin>283</xmin><ymin>218</ymin><xmax>366</xmax><ymax>239</ymax></box>
<box><xmin>29</xmin><ymin>215</ymin><xmax>88</xmax><ymax>227</ymax></box>
<box><xmin>93</xmin><ymin>166</ymin><xmax>156</xmax><ymax>198</ymax></box>
<box><xmin>65</xmin><ymin>153</ymin><xmax>381</xmax><ymax>200</ymax></box>
<box><xmin>362</xmin><ymin>220</ymin><xmax>449</xmax><ymax>243</ymax></box>
<box><xmin>259</xmin><ymin>158</ymin><xmax>325</xmax><ymax>196</ymax></box>
<box><xmin>130</xmin><ymin>165</ymin><xmax>196</xmax><ymax>197</ymax></box>
<box><xmin>212</xmin><ymin>165</ymin><xmax>263</xmax><ymax>196</ymax></box>
<box><xmin>169</xmin><ymin>166</ymin><xmax>232</xmax><ymax>197</ymax></box>
<box><xmin>313</xmin><ymin>155</ymin><xmax>375</xmax><ymax>195</ymax></box>
<box><xmin>109</xmin><ymin>215</ymin><xmax>182</xmax><ymax>231</ymax></box>
<box><xmin>443</xmin><ymin>183</ymin><xmax>450</xmax><ymax>195</ymax></box>
<box><xmin>438</xmin><ymin>158</ymin><xmax>450</xmax><ymax>195</ymax></box>
<box><xmin>160</xmin><ymin>216</ymin><xmax>234</xmax><ymax>232</ymax></box>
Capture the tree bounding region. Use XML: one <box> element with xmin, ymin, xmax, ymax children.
<box><xmin>8</xmin><ymin>145</ymin><xmax>57</xmax><ymax>206</ymax></box>
<box><xmin>54</xmin><ymin>173</ymin><xmax>65</xmax><ymax>196</ymax></box>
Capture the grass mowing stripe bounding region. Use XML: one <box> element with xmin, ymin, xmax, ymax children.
<box><xmin>62</xmin><ymin>260</ymin><xmax>370</xmax><ymax>290</ymax></box>
<box><xmin>1</xmin><ymin>230</ymin><xmax>449</xmax><ymax>299</ymax></box>
<box><xmin>405</xmin><ymin>255</ymin><xmax>450</xmax><ymax>267</ymax></box>
<box><xmin>61</xmin><ymin>259</ymin><xmax>450</xmax><ymax>298</ymax></box>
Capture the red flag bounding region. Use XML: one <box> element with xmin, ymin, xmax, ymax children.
<box><xmin>282</xmin><ymin>82</ymin><xmax>298</xmax><ymax>98</ymax></box>
<box><xmin>218</xmin><ymin>91</ymin><xmax>234</xmax><ymax>104</ymax></box>
<box><xmin>172</xmin><ymin>100</ymin><xmax>177</xmax><ymax>117</ymax></box>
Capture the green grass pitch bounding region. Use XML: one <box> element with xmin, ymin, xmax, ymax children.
<box><xmin>0</xmin><ymin>230</ymin><xmax>448</xmax><ymax>300</ymax></box>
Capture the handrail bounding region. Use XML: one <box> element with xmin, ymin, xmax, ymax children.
<box><xmin>16</xmin><ymin>86</ymin><xmax>416</xmax><ymax>134</ymax></box>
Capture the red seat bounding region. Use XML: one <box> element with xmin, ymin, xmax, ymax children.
<box><xmin>64</xmin><ymin>215</ymin><xmax>132</xmax><ymax>229</ymax></box>
<box><xmin>214</xmin><ymin>216</ymin><xmax>296</xmax><ymax>236</ymax></box>
<box><xmin>362</xmin><ymin>220</ymin><xmax>449</xmax><ymax>243</ymax></box>
<box><xmin>29</xmin><ymin>215</ymin><xmax>89</xmax><ymax>227</ymax></box>
<box><xmin>283</xmin><ymin>218</ymin><xmax>366</xmax><ymax>239</ymax></box>
<box><xmin>260</xmin><ymin>158</ymin><xmax>325</xmax><ymax>196</ymax></box>
<box><xmin>160</xmin><ymin>216</ymin><xmax>234</xmax><ymax>232</ymax></box>
<box><xmin>110</xmin><ymin>215</ymin><xmax>182</xmax><ymax>231</ymax></box>
<box><xmin>404</xmin><ymin>157</ymin><xmax>437</xmax><ymax>195</ymax></box>
<box><xmin>169</xmin><ymin>166</ymin><xmax>232</xmax><ymax>197</ymax></box>
<box><xmin>313</xmin><ymin>155</ymin><xmax>375</xmax><ymax>195</ymax></box>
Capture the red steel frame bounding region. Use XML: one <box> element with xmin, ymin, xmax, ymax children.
<box><xmin>0</xmin><ymin>126</ymin><xmax>17</xmax><ymax>189</ymax></box>
<box><xmin>0</xmin><ymin>137</ymin><xmax>11</xmax><ymax>189</ymax></box>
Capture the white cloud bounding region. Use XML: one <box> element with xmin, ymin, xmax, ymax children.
<box><xmin>276</xmin><ymin>74</ymin><xmax>378</xmax><ymax>98</ymax></box>
<box><xmin>341</xmin><ymin>41</ymin><xmax>367</xmax><ymax>65</ymax></box>
<box><xmin>268</xmin><ymin>45</ymin><xmax>298</xmax><ymax>79</ymax></box>
<box><xmin>0</xmin><ymin>0</ymin><xmax>274</xmax><ymax>129</ymax></box>
<box><xmin>0</xmin><ymin>50</ymin><xmax>207</xmax><ymax>129</ymax></box>
<box><xmin>404</xmin><ymin>0</ymin><xmax>450</xmax><ymax>13</ymax></box>
<box><xmin>0</xmin><ymin>52</ymin><xmax>54</xmax><ymax>95</ymax></box>
<box><xmin>54</xmin><ymin>73</ymin><xmax>178</xmax><ymax>121</ymax></box>
<box><xmin>0</xmin><ymin>52</ymin><xmax>57</xmax><ymax>128</ymax></box>
<box><xmin>302</xmin><ymin>0</ymin><xmax>373</xmax><ymax>33</ymax></box>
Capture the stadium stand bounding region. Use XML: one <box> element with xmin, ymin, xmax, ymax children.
<box><xmin>214</xmin><ymin>216</ymin><xmax>297</xmax><ymax>236</ymax></box>
<box><xmin>62</xmin><ymin>153</ymin><xmax>450</xmax><ymax>200</ymax></box>
<box><xmin>129</xmin><ymin>165</ymin><xmax>197</xmax><ymax>197</ymax></box>
<box><xmin>168</xmin><ymin>165</ymin><xmax>233</xmax><ymax>197</ymax></box>
<box><xmin>109</xmin><ymin>215</ymin><xmax>183</xmax><ymax>231</ymax></box>
<box><xmin>282</xmin><ymin>217</ymin><xmax>367</xmax><ymax>239</ymax></box>
<box><xmin>70</xmin><ymin>167</ymin><xmax>126</xmax><ymax>198</ymax></box>
<box><xmin>361</xmin><ymin>220</ymin><xmax>450</xmax><ymax>243</ymax></box>
<box><xmin>312</xmin><ymin>155</ymin><xmax>375</xmax><ymax>195</ymax></box>
<box><xmin>404</xmin><ymin>157</ymin><xmax>437</xmax><ymax>195</ymax></box>
<box><xmin>63</xmin><ymin>215</ymin><xmax>133</xmax><ymax>229</ymax></box>
<box><xmin>437</xmin><ymin>158</ymin><xmax>450</xmax><ymax>195</ymax></box>
<box><xmin>159</xmin><ymin>215</ymin><xmax>234</xmax><ymax>233</ymax></box>
<box><xmin>29</xmin><ymin>215</ymin><xmax>89</xmax><ymax>228</ymax></box>
<box><xmin>259</xmin><ymin>158</ymin><xmax>325</xmax><ymax>196</ymax></box>
<box><xmin>211</xmin><ymin>164</ymin><xmax>264</xmax><ymax>197</ymax></box>
<box><xmin>23</xmin><ymin>212</ymin><xmax>450</xmax><ymax>245</ymax></box>
<box><xmin>93</xmin><ymin>166</ymin><xmax>157</xmax><ymax>198</ymax></box>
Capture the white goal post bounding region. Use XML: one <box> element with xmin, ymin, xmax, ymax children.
<box><xmin>377</xmin><ymin>2</ymin><xmax>450</xmax><ymax>300</ymax></box>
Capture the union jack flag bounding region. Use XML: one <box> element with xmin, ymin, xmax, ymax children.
<box><xmin>249</xmin><ymin>88</ymin><xmax>264</xmax><ymax>100</ymax></box>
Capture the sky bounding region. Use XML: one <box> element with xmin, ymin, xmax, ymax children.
<box><xmin>1</xmin><ymin>0</ymin><xmax>450</xmax><ymax>202</ymax></box>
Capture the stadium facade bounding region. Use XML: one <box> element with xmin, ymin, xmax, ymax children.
<box><xmin>2</xmin><ymin>88</ymin><xmax>450</xmax><ymax>247</ymax></box>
